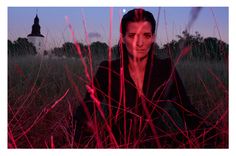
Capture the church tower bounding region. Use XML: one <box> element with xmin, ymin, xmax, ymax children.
<box><xmin>27</xmin><ymin>14</ymin><xmax>45</xmax><ymax>56</ymax></box>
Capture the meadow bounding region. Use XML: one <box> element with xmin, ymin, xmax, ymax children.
<box><xmin>8</xmin><ymin>53</ymin><xmax>228</xmax><ymax>148</ymax></box>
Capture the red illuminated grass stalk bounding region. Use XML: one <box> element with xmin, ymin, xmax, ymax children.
<box><xmin>66</xmin><ymin>15</ymin><xmax>101</xmax><ymax>147</ymax></box>
<box><xmin>9</xmin><ymin>73</ymin><xmax>42</xmax><ymax>126</ymax></box>
<box><xmin>140</xmin><ymin>10</ymin><xmax>194</xmax><ymax>144</ymax></box>
<box><xmin>51</xmin><ymin>136</ymin><xmax>55</xmax><ymax>148</ymax></box>
<box><xmin>117</xmin><ymin>9</ymin><xmax>128</xmax><ymax>147</ymax></box>
<box><xmin>14</xmin><ymin>88</ymin><xmax>70</xmax><ymax>142</ymax></box>
<box><xmin>8</xmin><ymin>118</ymin><xmax>18</xmax><ymax>148</ymax></box>
<box><xmin>86</xmin><ymin>84</ymin><xmax>119</xmax><ymax>147</ymax></box>
<box><xmin>8</xmin><ymin>105</ymin><xmax>33</xmax><ymax>148</ymax></box>
<box><xmin>64</xmin><ymin>65</ymin><xmax>102</xmax><ymax>147</ymax></box>
<box><xmin>137</xmin><ymin>8</ymin><xmax>201</xmax><ymax>147</ymax></box>
<box><xmin>207</xmin><ymin>67</ymin><xmax>227</xmax><ymax>92</ymax></box>
<box><xmin>210</xmin><ymin>8</ymin><xmax>228</xmax><ymax>64</ymax></box>
<box><xmin>66</xmin><ymin>14</ymin><xmax>115</xmax><ymax>147</ymax></box>
<box><xmin>81</xmin><ymin>11</ymin><xmax>104</xmax><ymax>147</ymax></box>
<box><xmin>65</xmin><ymin>16</ymin><xmax>91</xmax><ymax>83</ymax></box>
<box><xmin>66</xmin><ymin>16</ymin><xmax>98</xmax><ymax>146</ymax></box>
<box><xmin>80</xmin><ymin>9</ymin><xmax>95</xmax><ymax>86</ymax></box>
<box><xmin>108</xmin><ymin>8</ymin><xmax>113</xmax><ymax>127</ymax></box>
<box><xmin>210</xmin><ymin>8</ymin><xmax>222</xmax><ymax>42</ymax></box>
<box><xmin>163</xmin><ymin>11</ymin><xmax>196</xmax><ymax>140</ymax></box>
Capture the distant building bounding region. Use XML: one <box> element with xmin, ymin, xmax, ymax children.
<box><xmin>27</xmin><ymin>14</ymin><xmax>45</xmax><ymax>56</ymax></box>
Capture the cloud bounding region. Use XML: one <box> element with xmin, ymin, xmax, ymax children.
<box><xmin>88</xmin><ymin>32</ymin><xmax>101</xmax><ymax>38</ymax></box>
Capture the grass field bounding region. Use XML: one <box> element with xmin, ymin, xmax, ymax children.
<box><xmin>8</xmin><ymin>55</ymin><xmax>228</xmax><ymax>148</ymax></box>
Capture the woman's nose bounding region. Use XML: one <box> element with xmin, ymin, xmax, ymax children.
<box><xmin>136</xmin><ymin>36</ymin><xmax>143</xmax><ymax>47</ymax></box>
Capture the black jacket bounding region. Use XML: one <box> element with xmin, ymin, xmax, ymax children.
<box><xmin>74</xmin><ymin>54</ymin><xmax>215</xmax><ymax>148</ymax></box>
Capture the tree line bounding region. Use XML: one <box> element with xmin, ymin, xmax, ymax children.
<box><xmin>8</xmin><ymin>31</ymin><xmax>228</xmax><ymax>61</ymax></box>
<box><xmin>161</xmin><ymin>30</ymin><xmax>228</xmax><ymax>61</ymax></box>
<box><xmin>8</xmin><ymin>38</ymin><xmax>37</xmax><ymax>57</ymax></box>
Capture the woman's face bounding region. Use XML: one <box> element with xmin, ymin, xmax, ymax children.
<box><xmin>123</xmin><ymin>21</ymin><xmax>155</xmax><ymax>60</ymax></box>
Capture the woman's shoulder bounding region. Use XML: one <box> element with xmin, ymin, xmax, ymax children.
<box><xmin>95</xmin><ymin>59</ymin><xmax>121</xmax><ymax>79</ymax></box>
<box><xmin>153</xmin><ymin>54</ymin><xmax>172</xmax><ymax>67</ymax></box>
<box><xmin>98</xmin><ymin>59</ymin><xmax>121</xmax><ymax>70</ymax></box>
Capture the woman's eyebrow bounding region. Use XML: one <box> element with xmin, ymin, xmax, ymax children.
<box><xmin>127</xmin><ymin>32</ymin><xmax>136</xmax><ymax>35</ymax></box>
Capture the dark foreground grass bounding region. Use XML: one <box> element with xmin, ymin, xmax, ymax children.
<box><xmin>8</xmin><ymin>56</ymin><xmax>228</xmax><ymax>148</ymax></box>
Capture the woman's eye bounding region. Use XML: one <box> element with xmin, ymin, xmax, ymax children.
<box><xmin>144</xmin><ymin>34</ymin><xmax>152</xmax><ymax>38</ymax></box>
<box><xmin>128</xmin><ymin>34</ymin><xmax>135</xmax><ymax>38</ymax></box>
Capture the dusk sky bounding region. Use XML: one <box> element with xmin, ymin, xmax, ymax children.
<box><xmin>8</xmin><ymin>7</ymin><xmax>228</xmax><ymax>50</ymax></box>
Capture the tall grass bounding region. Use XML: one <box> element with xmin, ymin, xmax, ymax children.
<box><xmin>177</xmin><ymin>59</ymin><xmax>228</xmax><ymax>123</ymax></box>
<box><xmin>8</xmin><ymin>56</ymin><xmax>86</xmax><ymax>147</ymax></box>
<box><xmin>8</xmin><ymin>55</ymin><xmax>228</xmax><ymax>148</ymax></box>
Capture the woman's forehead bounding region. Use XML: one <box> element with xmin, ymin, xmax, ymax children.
<box><xmin>126</xmin><ymin>21</ymin><xmax>152</xmax><ymax>33</ymax></box>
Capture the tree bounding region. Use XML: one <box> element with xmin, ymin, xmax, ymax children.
<box><xmin>51</xmin><ymin>42</ymin><xmax>87</xmax><ymax>58</ymax></box>
<box><xmin>8</xmin><ymin>38</ymin><xmax>37</xmax><ymax>57</ymax></box>
<box><xmin>166</xmin><ymin>31</ymin><xmax>229</xmax><ymax>60</ymax></box>
<box><xmin>51</xmin><ymin>47</ymin><xmax>64</xmax><ymax>57</ymax></box>
<box><xmin>90</xmin><ymin>41</ymin><xmax>109</xmax><ymax>59</ymax></box>
<box><xmin>62</xmin><ymin>42</ymin><xmax>77</xmax><ymax>57</ymax></box>
<box><xmin>8</xmin><ymin>40</ymin><xmax>14</xmax><ymax>56</ymax></box>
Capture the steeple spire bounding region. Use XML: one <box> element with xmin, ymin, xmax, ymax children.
<box><xmin>27</xmin><ymin>12</ymin><xmax>44</xmax><ymax>37</ymax></box>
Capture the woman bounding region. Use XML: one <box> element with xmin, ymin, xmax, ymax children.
<box><xmin>74</xmin><ymin>8</ymin><xmax>212</xmax><ymax>148</ymax></box>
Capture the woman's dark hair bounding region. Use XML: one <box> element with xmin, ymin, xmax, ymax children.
<box><xmin>118</xmin><ymin>8</ymin><xmax>157</xmax><ymax>67</ymax></box>
<box><xmin>120</xmin><ymin>8</ymin><xmax>156</xmax><ymax>36</ymax></box>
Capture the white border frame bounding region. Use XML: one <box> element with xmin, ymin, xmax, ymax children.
<box><xmin>1</xmin><ymin>1</ymin><xmax>234</xmax><ymax>156</ymax></box>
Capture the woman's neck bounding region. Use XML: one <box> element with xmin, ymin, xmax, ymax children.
<box><xmin>128</xmin><ymin>56</ymin><xmax>148</xmax><ymax>95</ymax></box>
<box><xmin>128</xmin><ymin>56</ymin><xmax>148</xmax><ymax>73</ymax></box>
